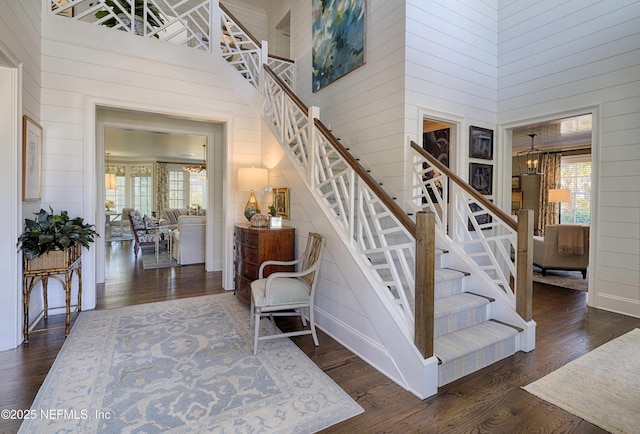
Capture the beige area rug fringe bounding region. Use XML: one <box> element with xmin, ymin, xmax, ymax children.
<box><xmin>523</xmin><ymin>328</ymin><xmax>640</xmax><ymax>434</ymax></box>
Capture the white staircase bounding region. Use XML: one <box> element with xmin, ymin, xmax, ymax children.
<box><xmin>50</xmin><ymin>0</ymin><xmax>535</xmax><ymax>397</ymax></box>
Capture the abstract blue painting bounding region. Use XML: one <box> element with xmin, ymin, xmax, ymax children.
<box><xmin>312</xmin><ymin>0</ymin><xmax>365</xmax><ymax>92</ymax></box>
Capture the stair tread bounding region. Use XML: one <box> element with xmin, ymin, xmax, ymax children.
<box><xmin>434</xmin><ymin>293</ymin><xmax>489</xmax><ymax>318</ymax></box>
<box><xmin>435</xmin><ymin>321</ymin><xmax>518</xmax><ymax>363</ymax></box>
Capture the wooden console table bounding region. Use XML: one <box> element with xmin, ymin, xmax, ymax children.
<box><xmin>234</xmin><ymin>224</ymin><xmax>295</xmax><ymax>304</ymax></box>
<box><xmin>22</xmin><ymin>247</ymin><xmax>82</xmax><ymax>343</ymax></box>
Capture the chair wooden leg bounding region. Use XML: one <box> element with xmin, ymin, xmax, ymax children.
<box><xmin>253</xmin><ymin>312</ymin><xmax>260</xmax><ymax>355</ymax></box>
<box><xmin>309</xmin><ymin>306</ymin><xmax>319</xmax><ymax>347</ymax></box>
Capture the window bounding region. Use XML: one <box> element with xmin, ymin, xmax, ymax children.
<box><xmin>189</xmin><ymin>172</ymin><xmax>207</xmax><ymax>209</ymax></box>
<box><xmin>560</xmin><ymin>155</ymin><xmax>591</xmax><ymax>224</ymax></box>
<box><xmin>130</xmin><ymin>164</ymin><xmax>153</xmax><ymax>215</ymax></box>
<box><xmin>168</xmin><ymin>170</ymin><xmax>186</xmax><ymax>208</ymax></box>
<box><xmin>105</xmin><ymin>165</ymin><xmax>126</xmax><ymax>211</ymax></box>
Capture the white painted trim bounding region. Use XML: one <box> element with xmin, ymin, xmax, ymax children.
<box><xmin>84</xmin><ymin>95</ymin><xmax>236</xmax><ymax>304</ymax></box>
<box><xmin>499</xmin><ymin>105</ymin><xmax>600</xmax><ymax>300</ymax></box>
<box><xmin>0</xmin><ymin>43</ymin><xmax>23</xmax><ymax>350</ymax></box>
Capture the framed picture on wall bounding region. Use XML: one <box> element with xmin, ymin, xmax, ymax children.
<box><xmin>273</xmin><ymin>187</ymin><xmax>290</xmax><ymax>219</ymax></box>
<box><xmin>469</xmin><ymin>126</ymin><xmax>493</xmax><ymax>160</ymax></box>
<box><xmin>22</xmin><ymin>115</ymin><xmax>43</xmax><ymax>202</ymax></box>
<box><xmin>469</xmin><ymin>163</ymin><xmax>493</xmax><ymax>195</ymax></box>
<box><xmin>512</xmin><ymin>190</ymin><xmax>523</xmax><ymax>212</ymax></box>
<box><xmin>512</xmin><ymin>176</ymin><xmax>521</xmax><ymax>190</ymax></box>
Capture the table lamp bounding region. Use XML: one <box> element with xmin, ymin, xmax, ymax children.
<box><xmin>237</xmin><ymin>167</ymin><xmax>268</xmax><ymax>221</ymax></box>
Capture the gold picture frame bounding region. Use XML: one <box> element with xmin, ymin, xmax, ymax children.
<box><xmin>273</xmin><ymin>187</ymin><xmax>290</xmax><ymax>219</ymax></box>
<box><xmin>22</xmin><ymin>115</ymin><xmax>43</xmax><ymax>202</ymax></box>
<box><xmin>511</xmin><ymin>190</ymin><xmax>523</xmax><ymax>212</ymax></box>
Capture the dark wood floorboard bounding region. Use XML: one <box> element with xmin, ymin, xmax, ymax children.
<box><xmin>1</xmin><ymin>239</ymin><xmax>638</xmax><ymax>433</ymax></box>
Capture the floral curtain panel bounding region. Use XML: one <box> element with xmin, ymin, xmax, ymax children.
<box><xmin>538</xmin><ymin>153</ymin><xmax>562</xmax><ymax>235</ymax></box>
<box><xmin>156</xmin><ymin>162</ymin><xmax>169</xmax><ymax>214</ymax></box>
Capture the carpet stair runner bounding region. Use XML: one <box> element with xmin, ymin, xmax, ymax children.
<box><xmin>433</xmin><ymin>254</ymin><xmax>520</xmax><ymax>386</ymax></box>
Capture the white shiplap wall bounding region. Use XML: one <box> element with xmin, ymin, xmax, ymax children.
<box><xmin>0</xmin><ymin>0</ymin><xmax>42</xmax><ymax>351</ymax></box>
<box><xmin>497</xmin><ymin>0</ymin><xmax>640</xmax><ymax>318</ymax></box>
<box><xmin>405</xmin><ymin>0</ymin><xmax>498</xmax><ymax>198</ymax></box>
<box><xmin>39</xmin><ymin>13</ymin><xmax>263</xmax><ymax>313</ymax></box>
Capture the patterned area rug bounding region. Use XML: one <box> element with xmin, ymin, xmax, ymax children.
<box><xmin>533</xmin><ymin>267</ymin><xmax>588</xmax><ymax>291</ymax></box>
<box><xmin>523</xmin><ymin>328</ymin><xmax>640</xmax><ymax>434</ymax></box>
<box><xmin>20</xmin><ymin>294</ymin><xmax>363</xmax><ymax>433</ymax></box>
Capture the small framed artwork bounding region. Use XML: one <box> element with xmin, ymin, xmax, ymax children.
<box><xmin>469</xmin><ymin>163</ymin><xmax>493</xmax><ymax>195</ymax></box>
<box><xmin>512</xmin><ymin>176</ymin><xmax>520</xmax><ymax>190</ymax></box>
<box><xmin>273</xmin><ymin>187</ymin><xmax>290</xmax><ymax>219</ymax></box>
<box><xmin>22</xmin><ymin>115</ymin><xmax>43</xmax><ymax>202</ymax></box>
<box><xmin>469</xmin><ymin>126</ymin><xmax>493</xmax><ymax>160</ymax></box>
<box><xmin>511</xmin><ymin>190</ymin><xmax>523</xmax><ymax>212</ymax></box>
<box><xmin>468</xmin><ymin>202</ymin><xmax>493</xmax><ymax>231</ymax></box>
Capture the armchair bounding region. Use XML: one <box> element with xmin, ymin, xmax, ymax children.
<box><xmin>533</xmin><ymin>224</ymin><xmax>589</xmax><ymax>278</ymax></box>
<box><xmin>250</xmin><ymin>232</ymin><xmax>324</xmax><ymax>355</ymax></box>
<box><xmin>129</xmin><ymin>212</ymin><xmax>167</xmax><ymax>258</ymax></box>
<box><xmin>171</xmin><ymin>215</ymin><xmax>206</xmax><ymax>265</ymax></box>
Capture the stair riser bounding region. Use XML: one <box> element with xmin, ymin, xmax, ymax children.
<box><xmin>435</xmin><ymin>305</ymin><xmax>488</xmax><ymax>337</ymax></box>
<box><xmin>438</xmin><ymin>336</ymin><xmax>517</xmax><ymax>386</ymax></box>
<box><xmin>435</xmin><ymin>275</ymin><xmax>464</xmax><ymax>298</ymax></box>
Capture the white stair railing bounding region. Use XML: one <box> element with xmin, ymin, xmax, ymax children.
<box><xmin>49</xmin><ymin>0</ymin><xmax>295</xmax><ymax>88</ymax></box>
<box><xmin>263</xmin><ymin>66</ymin><xmax>418</xmax><ymax>331</ymax></box>
<box><xmin>410</xmin><ymin>142</ymin><xmax>523</xmax><ymax>307</ymax></box>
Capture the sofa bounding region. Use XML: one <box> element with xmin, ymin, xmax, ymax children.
<box><xmin>533</xmin><ymin>224</ymin><xmax>589</xmax><ymax>278</ymax></box>
<box><xmin>171</xmin><ymin>215</ymin><xmax>206</xmax><ymax>265</ymax></box>
<box><xmin>160</xmin><ymin>208</ymin><xmax>190</xmax><ymax>230</ymax></box>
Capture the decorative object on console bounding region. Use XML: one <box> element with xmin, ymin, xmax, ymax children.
<box><xmin>469</xmin><ymin>126</ymin><xmax>493</xmax><ymax>160</ymax></box>
<box><xmin>250</xmin><ymin>214</ymin><xmax>269</xmax><ymax>228</ymax></box>
<box><xmin>273</xmin><ymin>187</ymin><xmax>290</xmax><ymax>218</ymax></box>
<box><xmin>237</xmin><ymin>167</ymin><xmax>268</xmax><ymax>221</ymax></box>
<box><xmin>22</xmin><ymin>115</ymin><xmax>43</xmax><ymax>202</ymax></box>
<box><xmin>518</xmin><ymin>133</ymin><xmax>544</xmax><ymax>175</ymax></box>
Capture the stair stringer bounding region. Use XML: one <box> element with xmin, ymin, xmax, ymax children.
<box><xmin>265</xmin><ymin>126</ymin><xmax>439</xmax><ymax>400</ymax></box>
<box><xmin>434</xmin><ymin>230</ymin><xmax>536</xmax><ymax>352</ymax></box>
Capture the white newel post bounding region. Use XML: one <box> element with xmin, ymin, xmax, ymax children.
<box><xmin>308</xmin><ymin>106</ymin><xmax>320</xmax><ymax>188</ymax></box>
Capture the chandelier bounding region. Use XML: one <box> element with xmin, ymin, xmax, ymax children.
<box><xmin>518</xmin><ymin>133</ymin><xmax>544</xmax><ymax>175</ymax></box>
<box><xmin>183</xmin><ymin>144</ymin><xmax>206</xmax><ymax>173</ymax></box>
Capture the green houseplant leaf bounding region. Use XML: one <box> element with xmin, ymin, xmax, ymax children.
<box><xmin>95</xmin><ymin>0</ymin><xmax>165</xmax><ymax>37</ymax></box>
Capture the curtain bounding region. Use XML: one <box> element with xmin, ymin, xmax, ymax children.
<box><xmin>156</xmin><ymin>162</ymin><xmax>169</xmax><ymax>216</ymax></box>
<box><xmin>538</xmin><ymin>153</ymin><xmax>562</xmax><ymax>235</ymax></box>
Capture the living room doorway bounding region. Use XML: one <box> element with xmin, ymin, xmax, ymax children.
<box><xmin>96</xmin><ymin>107</ymin><xmax>225</xmax><ymax>286</ymax></box>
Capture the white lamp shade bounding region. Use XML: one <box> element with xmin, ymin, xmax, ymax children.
<box><xmin>548</xmin><ymin>189</ymin><xmax>571</xmax><ymax>203</ymax></box>
<box><xmin>237</xmin><ymin>167</ymin><xmax>268</xmax><ymax>191</ymax></box>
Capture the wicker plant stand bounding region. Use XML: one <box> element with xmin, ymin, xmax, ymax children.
<box><xmin>22</xmin><ymin>245</ymin><xmax>82</xmax><ymax>343</ymax></box>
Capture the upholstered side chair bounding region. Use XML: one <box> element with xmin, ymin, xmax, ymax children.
<box><xmin>250</xmin><ymin>232</ymin><xmax>324</xmax><ymax>355</ymax></box>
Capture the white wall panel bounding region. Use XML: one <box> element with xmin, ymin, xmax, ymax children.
<box><xmin>223</xmin><ymin>0</ymin><xmax>268</xmax><ymax>43</ymax></box>
<box><xmin>498</xmin><ymin>0</ymin><xmax>640</xmax><ymax>318</ymax></box>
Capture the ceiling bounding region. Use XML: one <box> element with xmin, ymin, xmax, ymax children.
<box><xmin>105</xmin><ymin>128</ymin><xmax>207</xmax><ymax>163</ymax></box>
<box><xmin>511</xmin><ymin>114</ymin><xmax>592</xmax><ymax>153</ymax></box>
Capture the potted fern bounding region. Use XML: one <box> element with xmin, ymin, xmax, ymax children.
<box><xmin>96</xmin><ymin>0</ymin><xmax>165</xmax><ymax>37</ymax></box>
<box><xmin>18</xmin><ymin>208</ymin><xmax>99</xmax><ymax>270</ymax></box>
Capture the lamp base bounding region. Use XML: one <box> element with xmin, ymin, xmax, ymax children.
<box><xmin>244</xmin><ymin>191</ymin><xmax>260</xmax><ymax>221</ymax></box>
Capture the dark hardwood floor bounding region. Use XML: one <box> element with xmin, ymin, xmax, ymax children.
<box><xmin>1</xmin><ymin>239</ymin><xmax>638</xmax><ymax>433</ymax></box>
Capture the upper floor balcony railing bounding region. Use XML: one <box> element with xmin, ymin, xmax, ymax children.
<box><xmin>49</xmin><ymin>0</ymin><xmax>295</xmax><ymax>88</ymax></box>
